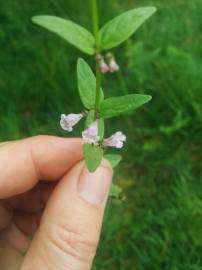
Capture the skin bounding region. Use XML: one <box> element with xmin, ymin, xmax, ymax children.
<box><xmin>0</xmin><ymin>136</ymin><xmax>113</xmax><ymax>270</ymax></box>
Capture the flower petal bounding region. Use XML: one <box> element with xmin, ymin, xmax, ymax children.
<box><xmin>104</xmin><ymin>131</ymin><xmax>126</xmax><ymax>148</ymax></box>
<box><xmin>82</xmin><ymin>120</ymin><xmax>100</xmax><ymax>144</ymax></box>
<box><xmin>60</xmin><ymin>113</ymin><xmax>84</xmax><ymax>132</ymax></box>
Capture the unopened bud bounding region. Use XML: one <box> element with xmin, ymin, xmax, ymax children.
<box><xmin>96</xmin><ymin>54</ymin><xmax>109</xmax><ymax>74</ymax></box>
<box><xmin>106</xmin><ymin>53</ymin><xmax>120</xmax><ymax>73</ymax></box>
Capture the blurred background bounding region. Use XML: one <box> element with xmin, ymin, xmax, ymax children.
<box><xmin>1</xmin><ymin>0</ymin><xmax>202</xmax><ymax>269</ymax></box>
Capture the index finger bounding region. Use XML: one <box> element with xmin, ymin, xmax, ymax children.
<box><xmin>0</xmin><ymin>136</ymin><xmax>83</xmax><ymax>199</ymax></box>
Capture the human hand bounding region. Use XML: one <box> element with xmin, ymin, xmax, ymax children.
<box><xmin>0</xmin><ymin>136</ymin><xmax>113</xmax><ymax>270</ymax></box>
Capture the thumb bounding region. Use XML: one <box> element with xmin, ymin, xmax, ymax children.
<box><xmin>21</xmin><ymin>160</ymin><xmax>113</xmax><ymax>270</ymax></box>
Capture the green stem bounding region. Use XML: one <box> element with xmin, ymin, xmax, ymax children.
<box><xmin>91</xmin><ymin>0</ymin><xmax>101</xmax><ymax>118</ymax></box>
<box><xmin>95</xmin><ymin>59</ymin><xmax>101</xmax><ymax>116</ymax></box>
<box><xmin>91</xmin><ymin>0</ymin><xmax>99</xmax><ymax>50</ymax></box>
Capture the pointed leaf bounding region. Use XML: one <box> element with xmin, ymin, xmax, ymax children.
<box><xmin>83</xmin><ymin>144</ymin><xmax>104</xmax><ymax>172</ymax></box>
<box><xmin>32</xmin><ymin>15</ymin><xmax>95</xmax><ymax>55</ymax></box>
<box><xmin>99</xmin><ymin>7</ymin><xmax>156</xmax><ymax>50</ymax></box>
<box><xmin>77</xmin><ymin>58</ymin><xmax>104</xmax><ymax>109</ymax></box>
<box><xmin>104</xmin><ymin>154</ymin><xmax>122</xmax><ymax>168</ymax></box>
<box><xmin>100</xmin><ymin>94</ymin><xmax>152</xmax><ymax>119</ymax></box>
<box><xmin>110</xmin><ymin>184</ymin><xmax>122</xmax><ymax>198</ymax></box>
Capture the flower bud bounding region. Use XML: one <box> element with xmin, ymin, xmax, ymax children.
<box><xmin>96</xmin><ymin>54</ymin><xmax>109</xmax><ymax>74</ymax></box>
<box><xmin>106</xmin><ymin>53</ymin><xmax>120</xmax><ymax>73</ymax></box>
<box><xmin>109</xmin><ymin>59</ymin><xmax>120</xmax><ymax>72</ymax></box>
<box><xmin>100</xmin><ymin>61</ymin><xmax>110</xmax><ymax>73</ymax></box>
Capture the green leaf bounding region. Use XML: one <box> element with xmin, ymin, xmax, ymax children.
<box><xmin>99</xmin><ymin>7</ymin><xmax>156</xmax><ymax>50</ymax></box>
<box><xmin>104</xmin><ymin>154</ymin><xmax>122</xmax><ymax>168</ymax></box>
<box><xmin>85</xmin><ymin>110</ymin><xmax>95</xmax><ymax>128</ymax></box>
<box><xmin>32</xmin><ymin>15</ymin><xmax>95</xmax><ymax>55</ymax></box>
<box><xmin>100</xmin><ymin>94</ymin><xmax>152</xmax><ymax>119</ymax></box>
<box><xmin>83</xmin><ymin>144</ymin><xmax>104</xmax><ymax>172</ymax></box>
<box><xmin>77</xmin><ymin>58</ymin><xmax>104</xmax><ymax>109</ymax></box>
<box><xmin>109</xmin><ymin>184</ymin><xmax>122</xmax><ymax>198</ymax></box>
<box><xmin>98</xmin><ymin>118</ymin><xmax>105</xmax><ymax>140</ymax></box>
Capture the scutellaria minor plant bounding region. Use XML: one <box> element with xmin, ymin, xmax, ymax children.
<box><xmin>32</xmin><ymin>1</ymin><xmax>156</xmax><ymax>197</ymax></box>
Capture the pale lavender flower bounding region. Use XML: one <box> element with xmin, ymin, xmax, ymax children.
<box><xmin>82</xmin><ymin>120</ymin><xmax>100</xmax><ymax>144</ymax></box>
<box><xmin>60</xmin><ymin>113</ymin><xmax>84</xmax><ymax>132</ymax></box>
<box><xmin>104</xmin><ymin>131</ymin><xmax>126</xmax><ymax>149</ymax></box>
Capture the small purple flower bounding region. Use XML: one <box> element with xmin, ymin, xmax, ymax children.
<box><xmin>82</xmin><ymin>120</ymin><xmax>100</xmax><ymax>144</ymax></box>
<box><xmin>109</xmin><ymin>59</ymin><xmax>120</xmax><ymax>73</ymax></box>
<box><xmin>60</xmin><ymin>113</ymin><xmax>84</xmax><ymax>132</ymax></box>
<box><xmin>104</xmin><ymin>131</ymin><xmax>126</xmax><ymax>149</ymax></box>
<box><xmin>82</xmin><ymin>120</ymin><xmax>126</xmax><ymax>149</ymax></box>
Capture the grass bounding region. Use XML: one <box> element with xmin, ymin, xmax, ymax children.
<box><xmin>1</xmin><ymin>0</ymin><xmax>202</xmax><ymax>269</ymax></box>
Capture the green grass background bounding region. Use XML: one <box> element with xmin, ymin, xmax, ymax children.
<box><xmin>1</xmin><ymin>0</ymin><xmax>202</xmax><ymax>269</ymax></box>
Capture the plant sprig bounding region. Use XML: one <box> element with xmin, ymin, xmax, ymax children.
<box><xmin>32</xmin><ymin>1</ymin><xmax>157</xmax><ymax>198</ymax></box>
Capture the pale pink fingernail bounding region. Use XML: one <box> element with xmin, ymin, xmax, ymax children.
<box><xmin>78</xmin><ymin>160</ymin><xmax>113</xmax><ymax>205</ymax></box>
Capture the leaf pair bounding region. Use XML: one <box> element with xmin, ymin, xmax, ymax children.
<box><xmin>77</xmin><ymin>58</ymin><xmax>151</xmax><ymax>120</ymax></box>
<box><xmin>32</xmin><ymin>7</ymin><xmax>156</xmax><ymax>54</ymax></box>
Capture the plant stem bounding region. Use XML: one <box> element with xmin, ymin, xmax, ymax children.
<box><xmin>91</xmin><ymin>0</ymin><xmax>99</xmax><ymax>50</ymax></box>
<box><xmin>95</xmin><ymin>57</ymin><xmax>101</xmax><ymax>116</ymax></box>
<box><xmin>91</xmin><ymin>0</ymin><xmax>101</xmax><ymax>118</ymax></box>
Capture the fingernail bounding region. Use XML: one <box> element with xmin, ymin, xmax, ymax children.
<box><xmin>78</xmin><ymin>160</ymin><xmax>113</xmax><ymax>205</ymax></box>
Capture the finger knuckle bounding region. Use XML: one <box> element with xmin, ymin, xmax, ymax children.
<box><xmin>46</xmin><ymin>222</ymin><xmax>98</xmax><ymax>264</ymax></box>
